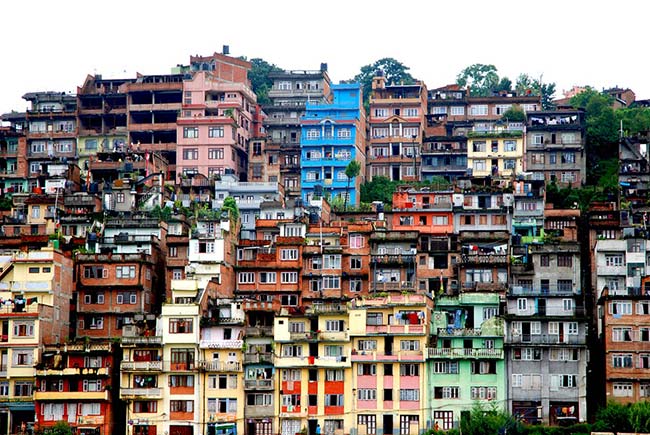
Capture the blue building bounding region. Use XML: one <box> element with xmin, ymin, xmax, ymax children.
<box><xmin>300</xmin><ymin>83</ymin><xmax>366</xmax><ymax>206</ymax></box>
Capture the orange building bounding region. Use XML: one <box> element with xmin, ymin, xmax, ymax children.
<box><xmin>75</xmin><ymin>253</ymin><xmax>157</xmax><ymax>338</ymax></box>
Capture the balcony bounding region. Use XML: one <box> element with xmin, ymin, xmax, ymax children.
<box><xmin>461</xmin><ymin>253</ymin><xmax>508</xmax><ymax>265</ymax></box>
<box><xmin>508</xmin><ymin>286</ymin><xmax>579</xmax><ymax>297</ymax></box>
<box><xmin>200</xmin><ymin>360</ymin><xmax>242</xmax><ymax>372</ymax></box>
<box><xmin>370</xmin><ymin>254</ymin><xmax>416</xmax><ymax>265</ymax></box>
<box><xmin>244</xmin><ymin>378</ymin><xmax>274</xmax><ymax>390</ymax></box>
<box><xmin>243</xmin><ymin>352</ymin><xmax>274</xmax><ymax>364</ymax></box>
<box><xmin>305</xmin><ymin>303</ymin><xmax>347</xmax><ymax>315</ymax></box>
<box><xmin>274</xmin><ymin>355</ymin><xmax>351</xmax><ymax>368</ymax></box>
<box><xmin>370</xmin><ymin>281</ymin><xmax>415</xmax><ymax>292</ymax></box>
<box><xmin>245</xmin><ymin>404</ymin><xmax>275</xmax><ymax>418</ymax></box>
<box><xmin>436</xmin><ymin>328</ymin><xmax>485</xmax><ymax>337</ymax></box>
<box><xmin>199</xmin><ymin>339</ymin><xmax>243</xmax><ymax>349</ymax></box>
<box><xmin>350</xmin><ymin>350</ymin><xmax>424</xmax><ymax>362</ymax></box>
<box><xmin>35</xmin><ymin>367</ymin><xmax>110</xmax><ymax>377</ymax></box>
<box><xmin>119</xmin><ymin>388</ymin><xmax>162</xmax><ymax>399</ymax></box>
<box><xmin>507</xmin><ymin>334</ymin><xmax>585</xmax><ymax>345</ymax></box>
<box><xmin>35</xmin><ymin>390</ymin><xmax>109</xmax><ymax>401</ymax></box>
<box><xmin>356</xmin><ymin>293</ymin><xmax>426</xmax><ymax>307</ymax></box>
<box><xmin>365</xmin><ymin>324</ymin><xmax>425</xmax><ymax>335</ymax></box>
<box><xmin>120</xmin><ymin>360</ymin><xmax>163</xmax><ymax>371</ymax></box>
<box><xmin>121</xmin><ymin>336</ymin><xmax>163</xmax><ymax>346</ymax></box>
<box><xmin>426</xmin><ymin>348</ymin><xmax>504</xmax><ymax>359</ymax></box>
<box><xmin>245</xmin><ymin>326</ymin><xmax>274</xmax><ymax>337</ymax></box>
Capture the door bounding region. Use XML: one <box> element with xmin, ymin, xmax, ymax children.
<box><xmin>383</xmin><ymin>414</ymin><xmax>393</xmax><ymax>435</ymax></box>
<box><xmin>385</xmin><ymin>336</ymin><xmax>393</xmax><ymax>355</ymax></box>
<box><xmin>537</xmin><ymin>299</ymin><xmax>546</xmax><ymax>316</ymax></box>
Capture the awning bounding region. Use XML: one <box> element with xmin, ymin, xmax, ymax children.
<box><xmin>0</xmin><ymin>402</ymin><xmax>34</xmax><ymax>411</ymax></box>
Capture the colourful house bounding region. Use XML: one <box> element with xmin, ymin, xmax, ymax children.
<box><xmin>300</xmin><ymin>84</ymin><xmax>366</xmax><ymax>206</ymax></box>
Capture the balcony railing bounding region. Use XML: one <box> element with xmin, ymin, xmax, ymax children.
<box><xmin>507</xmin><ymin>334</ymin><xmax>585</xmax><ymax>345</ymax></box>
<box><xmin>199</xmin><ymin>360</ymin><xmax>242</xmax><ymax>372</ymax></box>
<box><xmin>121</xmin><ymin>336</ymin><xmax>163</xmax><ymax>345</ymax></box>
<box><xmin>119</xmin><ymin>387</ymin><xmax>162</xmax><ymax>399</ymax></box>
<box><xmin>120</xmin><ymin>360</ymin><xmax>163</xmax><ymax>371</ymax></box>
<box><xmin>461</xmin><ymin>253</ymin><xmax>508</xmax><ymax>265</ymax></box>
<box><xmin>243</xmin><ymin>352</ymin><xmax>273</xmax><ymax>364</ymax></box>
<box><xmin>427</xmin><ymin>348</ymin><xmax>504</xmax><ymax>359</ymax></box>
<box><xmin>365</xmin><ymin>324</ymin><xmax>425</xmax><ymax>334</ymax></box>
<box><xmin>244</xmin><ymin>378</ymin><xmax>274</xmax><ymax>390</ymax></box>
<box><xmin>199</xmin><ymin>339</ymin><xmax>244</xmax><ymax>349</ymax></box>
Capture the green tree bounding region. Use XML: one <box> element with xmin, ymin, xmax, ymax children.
<box><xmin>616</xmin><ymin>106</ymin><xmax>650</xmax><ymax>137</ymax></box>
<box><xmin>460</xmin><ymin>402</ymin><xmax>522</xmax><ymax>435</ymax></box>
<box><xmin>501</xmin><ymin>106</ymin><xmax>526</xmax><ymax>123</ymax></box>
<box><xmin>36</xmin><ymin>422</ymin><xmax>73</xmax><ymax>435</ymax></box>
<box><xmin>360</xmin><ymin>176</ymin><xmax>397</xmax><ymax>205</ymax></box>
<box><xmin>456</xmin><ymin>64</ymin><xmax>500</xmax><ymax>97</ymax></box>
<box><xmin>247</xmin><ymin>58</ymin><xmax>282</xmax><ymax>105</ymax></box>
<box><xmin>592</xmin><ymin>401</ymin><xmax>632</xmax><ymax>433</ymax></box>
<box><xmin>515</xmin><ymin>73</ymin><xmax>556</xmax><ymax>109</ymax></box>
<box><xmin>349</xmin><ymin>58</ymin><xmax>415</xmax><ymax>108</ymax></box>
<box><xmin>343</xmin><ymin>160</ymin><xmax>361</xmax><ymax>211</ymax></box>
<box><xmin>495</xmin><ymin>76</ymin><xmax>513</xmax><ymax>93</ymax></box>
<box><xmin>221</xmin><ymin>196</ymin><xmax>240</xmax><ymax>222</ymax></box>
<box><xmin>630</xmin><ymin>400</ymin><xmax>650</xmax><ymax>433</ymax></box>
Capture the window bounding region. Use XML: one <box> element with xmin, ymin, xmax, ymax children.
<box><xmin>503</xmin><ymin>159</ymin><xmax>516</xmax><ymax>170</ymax></box>
<box><xmin>208</xmin><ymin>148</ymin><xmax>224</xmax><ymax>159</ymax></box>
<box><xmin>208</xmin><ymin>127</ymin><xmax>224</xmax><ymax>138</ymax></box>
<box><xmin>400</xmin><ymin>340</ymin><xmax>420</xmax><ymax>351</ymax></box>
<box><xmin>470</xmin><ymin>386</ymin><xmax>497</xmax><ymax>400</ymax></box>
<box><xmin>323</xmin><ymin>276</ymin><xmax>340</xmax><ymax>289</ymax></box>
<box><xmin>306</xmin><ymin>129</ymin><xmax>320</xmax><ymax>139</ymax></box>
<box><xmin>280</xmin><ymin>295</ymin><xmax>298</xmax><ymax>306</ymax></box>
<box><xmin>404</xmin><ymin>108</ymin><xmax>419</xmax><ymax>117</ymax></box>
<box><xmin>281</xmin><ymin>272</ymin><xmax>298</xmax><ymax>283</ymax></box>
<box><xmin>358</xmin><ymin>340</ymin><xmax>377</xmax><ymax>351</ymax></box>
<box><xmin>512</xmin><ymin>348</ymin><xmax>541</xmax><ymax>361</ymax></box>
<box><xmin>470</xmin><ymin>105</ymin><xmax>488</xmax><ymax>116</ymax></box>
<box><xmin>472</xmin><ymin>141</ymin><xmax>486</xmax><ymax>152</ymax></box>
<box><xmin>170</xmin><ymin>400</ymin><xmax>194</xmax><ymax>413</ymax></box>
<box><xmin>169</xmin><ymin>375</ymin><xmax>195</xmax><ymax>387</ymax></box>
<box><xmin>281</xmin><ymin>249</ymin><xmax>298</xmax><ymax>260</ymax></box>
<box><xmin>432</xmin><ymin>361</ymin><xmax>458</xmax><ymax>374</ymax></box>
<box><xmin>434</xmin><ymin>411</ymin><xmax>454</xmax><ymax>431</ymax></box>
<box><xmin>350</xmin><ymin>256</ymin><xmax>362</xmax><ymax>270</ymax></box>
<box><xmin>82</xmin><ymin>379</ymin><xmax>102</xmax><ymax>392</ymax></box>
<box><xmin>116</xmin><ymin>266</ymin><xmax>136</xmax><ymax>279</ymax></box>
<box><xmin>337</xmin><ymin>128</ymin><xmax>351</xmax><ymax>138</ymax></box>
<box><xmin>259</xmin><ymin>272</ymin><xmax>277</xmax><ymax>284</ymax></box>
<box><xmin>550</xmin><ymin>374</ymin><xmax>577</xmax><ymax>390</ymax></box>
<box><xmin>325</xmin><ymin>345</ymin><xmax>343</xmax><ymax>357</ymax></box>
<box><xmin>357</xmin><ymin>364</ymin><xmax>377</xmax><ymax>376</ymax></box>
<box><xmin>399</xmin><ymin>389</ymin><xmax>420</xmax><ymax>401</ymax></box>
<box><xmin>366</xmin><ymin>313</ymin><xmax>383</xmax><ymax>326</ymax></box>
<box><xmin>183</xmin><ymin>127</ymin><xmax>199</xmax><ymax>139</ymax></box>
<box><xmin>13</xmin><ymin>321</ymin><xmax>35</xmax><ymax>337</ymax></box>
<box><xmin>473</xmin><ymin>160</ymin><xmax>486</xmax><ymax>171</ymax></box>
<box><xmin>400</xmin><ymin>364</ymin><xmax>420</xmax><ymax>376</ymax></box>
<box><xmin>374</xmin><ymin>108</ymin><xmax>388</xmax><ymax>118</ymax></box>
<box><xmin>247</xmin><ymin>393</ymin><xmax>272</xmax><ymax>406</ymax></box>
<box><xmin>517</xmin><ymin>298</ymin><xmax>528</xmax><ymax>312</ymax></box>
<box><xmin>563</xmin><ymin>299</ymin><xmax>574</xmax><ymax>311</ymax></box>
<box><xmin>169</xmin><ymin>318</ymin><xmax>193</xmax><ymax>334</ymax></box>
<box><xmin>133</xmin><ymin>401</ymin><xmax>157</xmax><ymax>413</ymax></box>
<box><xmin>325</xmin><ymin>320</ymin><xmax>344</xmax><ymax>332</ymax></box>
<box><xmin>349</xmin><ymin>234</ymin><xmax>364</xmax><ymax>248</ymax></box>
<box><xmin>283</xmin><ymin>345</ymin><xmax>303</xmax><ymax>357</ymax></box>
<box><xmin>325</xmin><ymin>394</ymin><xmax>344</xmax><ymax>406</ymax></box>
<box><xmin>610</xmin><ymin>302</ymin><xmax>633</xmax><ymax>315</ymax></box>
<box><xmin>613</xmin><ymin>327</ymin><xmax>633</xmax><ymax>342</ymax></box>
<box><xmin>14</xmin><ymin>382</ymin><xmax>33</xmax><ymax>396</ymax></box>
<box><xmin>433</xmin><ymin>387</ymin><xmax>460</xmax><ymax>399</ymax></box>
<box><xmin>357</xmin><ymin>389</ymin><xmax>377</xmax><ymax>400</ymax></box>
<box><xmin>182</xmin><ymin>148</ymin><xmax>199</xmax><ymax>160</ymax></box>
<box><xmin>323</xmin><ymin>255</ymin><xmax>341</xmax><ymax>269</ymax></box>
<box><xmin>550</xmin><ymin>348</ymin><xmax>579</xmax><ymax>361</ymax></box>
<box><xmin>504</xmin><ymin>140</ymin><xmax>517</xmax><ymax>152</ymax></box>
<box><xmin>605</xmin><ymin>254</ymin><xmax>624</xmax><ymax>266</ymax></box>
<box><xmin>612</xmin><ymin>354</ymin><xmax>633</xmax><ymax>368</ymax></box>
<box><xmin>447</xmin><ymin>106</ymin><xmax>464</xmax><ymax>116</ymax></box>
<box><xmin>471</xmin><ymin>361</ymin><xmax>497</xmax><ymax>374</ymax></box>
<box><xmin>613</xmin><ymin>383</ymin><xmax>633</xmax><ymax>397</ymax></box>
<box><xmin>540</xmin><ymin>255</ymin><xmax>550</xmax><ymax>267</ymax></box>
<box><xmin>238</xmin><ymin>272</ymin><xmax>255</xmax><ymax>284</ymax></box>
<box><xmin>358</xmin><ymin>415</ymin><xmax>377</xmax><ymax>435</ymax></box>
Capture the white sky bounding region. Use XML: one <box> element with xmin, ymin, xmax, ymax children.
<box><xmin>1</xmin><ymin>0</ymin><xmax>649</xmax><ymax>115</ymax></box>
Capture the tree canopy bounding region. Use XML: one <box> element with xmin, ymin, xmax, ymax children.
<box><xmin>247</xmin><ymin>58</ymin><xmax>283</xmax><ymax>105</ymax></box>
<box><xmin>221</xmin><ymin>196</ymin><xmax>240</xmax><ymax>222</ymax></box>
<box><xmin>455</xmin><ymin>65</ymin><xmax>556</xmax><ymax>109</ymax></box>
<box><xmin>456</xmin><ymin>64</ymin><xmax>500</xmax><ymax>97</ymax></box>
<box><xmin>349</xmin><ymin>58</ymin><xmax>415</xmax><ymax>108</ymax></box>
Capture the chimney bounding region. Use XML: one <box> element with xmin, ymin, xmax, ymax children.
<box><xmin>222</xmin><ymin>45</ymin><xmax>230</xmax><ymax>55</ymax></box>
<box><xmin>320</xmin><ymin>63</ymin><xmax>328</xmax><ymax>72</ymax></box>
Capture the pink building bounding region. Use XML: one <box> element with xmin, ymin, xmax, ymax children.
<box><xmin>176</xmin><ymin>56</ymin><xmax>257</xmax><ymax>182</ymax></box>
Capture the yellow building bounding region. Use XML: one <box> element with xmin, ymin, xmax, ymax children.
<box><xmin>467</xmin><ymin>129</ymin><xmax>525</xmax><ymax>177</ymax></box>
<box><xmin>0</xmin><ymin>248</ymin><xmax>72</xmax><ymax>434</ymax></box>
<box><xmin>348</xmin><ymin>293</ymin><xmax>433</xmax><ymax>435</ymax></box>
<box><xmin>274</xmin><ymin>303</ymin><xmax>353</xmax><ymax>435</ymax></box>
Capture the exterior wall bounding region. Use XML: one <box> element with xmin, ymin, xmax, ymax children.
<box><xmin>301</xmin><ymin>84</ymin><xmax>366</xmax><ymax>206</ymax></box>
<box><xmin>467</xmin><ymin>135</ymin><xmax>524</xmax><ymax>177</ymax></box>
<box><xmin>176</xmin><ymin>70</ymin><xmax>256</xmax><ymax>181</ymax></box>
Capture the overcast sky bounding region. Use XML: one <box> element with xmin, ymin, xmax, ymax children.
<box><xmin>1</xmin><ymin>0</ymin><xmax>648</xmax><ymax>116</ymax></box>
